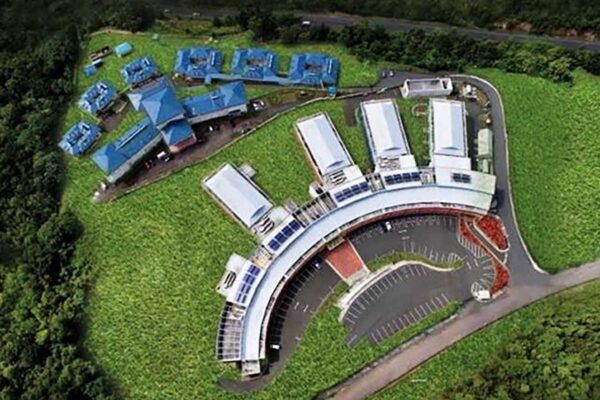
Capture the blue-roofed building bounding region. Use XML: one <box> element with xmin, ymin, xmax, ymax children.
<box><xmin>115</xmin><ymin>42</ymin><xmax>133</xmax><ymax>57</ymax></box>
<box><xmin>174</xmin><ymin>47</ymin><xmax>222</xmax><ymax>79</ymax></box>
<box><xmin>231</xmin><ymin>48</ymin><xmax>279</xmax><ymax>81</ymax></box>
<box><xmin>92</xmin><ymin>117</ymin><xmax>162</xmax><ymax>183</ymax></box>
<box><xmin>78</xmin><ymin>80</ymin><xmax>117</xmax><ymax>116</ymax></box>
<box><xmin>182</xmin><ymin>81</ymin><xmax>248</xmax><ymax>125</ymax></box>
<box><xmin>121</xmin><ymin>56</ymin><xmax>159</xmax><ymax>86</ymax></box>
<box><xmin>128</xmin><ymin>77</ymin><xmax>184</xmax><ymax>129</ymax></box>
<box><xmin>160</xmin><ymin>119</ymin><xmax>196</xmax><ymax>153</ymax></box>
<box><xmin>288</xmin><ymin>53</ymin><xmax>339</xmax><ymax>86</ymax></box>
<box><xmin>58</xmin><ymin>121</ymin><xmax>101</xmax><ymax>157</ymax></box>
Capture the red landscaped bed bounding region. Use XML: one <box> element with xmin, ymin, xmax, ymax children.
<box><xmin>476</xmin><ymin>215</ymin><xmax>508</xmax><ymax>250</ymax></box>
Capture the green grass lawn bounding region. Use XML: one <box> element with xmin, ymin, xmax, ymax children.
<box><xmin>475</xmin><ymin>69</ymin><xmax>600</xmax><ymax>271</ymax></box>
<box><xmin>371</xmin><ymin>279</ymin><xmax>600</xmax><ymax>400</ymax></box>
<box><xmin>63</xmin><ymin>97</ymin><xmax>374</xmax><ymax>400</ymax></box>
<box><xmin>78</xmin><ymin>30</ymin><xmax>379</xmax><ymax>95</ymax></box>
<box><xmin>397</xmin><ymin>98</ymin><xmax>429</xmax><ymax>166</ymax></box>
<box><xmin>62</xmin><ymin>25</ymin><xmax>600</xmax><ymax>399</ymax></box>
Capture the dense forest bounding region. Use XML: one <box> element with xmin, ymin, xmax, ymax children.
<box><xmin>177</xmin><ymin>0</ymin><xmax>600</xmax><ymax>36</ymax></box>
<box><xmin>0</xmin><ymin>1</ymin><xmax>154</xmax><ymax>398</ymax></box>
<box><xmin>441</xmin><ymin>284</ymin><xmax>600</xmax><ymax>400</ymax></box>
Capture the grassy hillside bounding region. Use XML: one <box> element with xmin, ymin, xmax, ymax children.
<box><xmin>60</xmin><ymin>26</ymin><xmax>600</xmax><ymax>399</ymax></box>
<box><xmin>79</xmin><ymin>31</ymin><xmax>379</xmax><ymax>92</ymax></box>
<box><xmin>64</xmin><ymin>98</ymin><xmax>372</xmax><ymax>400</ymax></box>
<box><xmin>477</xmin><ymin>69</ymin><xmax>600</xmax><ymax>271</ymax></box>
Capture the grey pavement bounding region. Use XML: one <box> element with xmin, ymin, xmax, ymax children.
<box><xmin>219</xmin><ymin>259</ymin><xmax>340</xmax><ymax>393</ymax></box>
<box><xmin>319</xmin><ymin>75</ymin><xmax>600</xmax><ymax>399</ymax></box>
<box><xmin>329</xmin><ymin>260</ymin><xmax>600</xmax><ymax>400</ymax></box>
<box><xmin>345</xmin><ymin>215</ymin><xmax>496</xmax><ymax>346</ymax></box>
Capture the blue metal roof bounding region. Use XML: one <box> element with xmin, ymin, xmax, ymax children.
<box><xmin>174</xmin><ymin>47</ymin><xmax>223</xmax><ymax>78</ymax></box>
<box><xmin>161</xmin><ymin>119</ymin><xmax>194</xmax><ymax>146</ymax></box>
<box><xmin>58</xmin><ymin>121</ymin><xmax>101</xmax><ymax>156</ymax></box>
<box><xmin>78</xmin><ymin>80</ymin><xmax>117</xmax><ymax>115</ymax></box>
<box><xmin>288</xmin><ymin>53</ymin><xmax>339</xmax><ymax>86</ymax></box>
<box><xmin>121</xmin><ymin>56</ymin><xmax>158</xmax><ymax>86</ymax></box>
<box><xmin>83</xmin><ymin>64</ymin><xmax>98</xmax><ymax>77</ymax></box>
<box><xmin>231</xmin><ymin>48</ymin><xmax>279</xmax><ymax>80</ymax></box>
<box><xmin>92</xmin><ymin>117</ymin><xmax>159</xmax><ymax>174</ymax></box>
<box><xmin>128</xmin><ymin>77</ymin><xmax>184</xmax><ymax>127</ymax></box>
<box><xmin>182</xmin><ymin>81</ymin><xmax>247</xmax><ymax>119</ymax></box>
<box><xmin>115</xmin><ymin>42</ymin><xmax>133</xmax><ymax>57</ymax></box>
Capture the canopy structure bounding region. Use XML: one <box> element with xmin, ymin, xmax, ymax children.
<box><xmin>296</xmin><ymin>113</ymin><xmax>353</xmax><ymax>178</ymax></box>
<box><xmin>203</xmin><ymin>164</ymin><xmax>274</xmax><ymax>228</ymax></box>
<box><xmin>361</xmin><ymin>99</ymin><xmax>410</xmax><ymax>166</ymax></box>
<box><xmin>430</xmin><ymin>99</ymin><xmax>467</xmax><ymax>158</ymax></box>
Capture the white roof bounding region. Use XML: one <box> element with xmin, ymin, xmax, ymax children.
<box><xmin>204</xmin><ymin>164</ymin><xmax>273</xmax><ymax>228</ymax></box>
<box><xmin>361</xmin><ymin>99</ymin><xmax>409</xmax><ymax>160</ymax></box>
<box><xmin>431</xmin><ymin>99</ymin><xmax>467</xmax><ymax>157</ymax></box>
<box><xmin>241</xmin><ymin>183</ymin><xmax>494</xmax><ymax>362</ymax></box>
<box><xmin>296</xmin><ymin>113</ymin><xmax>352</xmax><ymax>177</ymax></box>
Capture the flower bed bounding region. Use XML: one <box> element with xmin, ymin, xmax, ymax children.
<box><xmin>476</xmin><ymin>215</ymin><xmax>508</xmax><ymax>250</ymax></box>
<box><xmin>459</xmin><ymin>217</ymin><xmax>510</xmax><ymax>294</ymax></box>
<box><xmin>490</xmin><ymin>260</ymin><xmax>510</xmax><ymax>293</ymax></box>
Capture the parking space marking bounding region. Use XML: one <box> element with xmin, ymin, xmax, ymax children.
<box><xmin>441</xmin><ymin>293</ymin><xmax>450</xmax><ymax>303</ymax></box>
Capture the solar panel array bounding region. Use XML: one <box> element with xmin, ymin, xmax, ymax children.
<box><xmin>452</xmin><ymin>173</ymin><xmax>472</xmax><ymax>184</ymax></box>
<box><xmin>267</xmin><ymin>219</ymin><xmax>302</xmax><ymax>252</ymax></box>
<box><xmin>384</xmin><ymin>172</ymin><xmax>421</xmax><ymax>186</ymax></box>
<box><xmin>235</xmin><ymin>264</ymin><xmax>261</xmax><ymax>304</ymax></box>
<box><xmin>334</xmin><ymin>181</ymin><xmax>370</xmax><ymax>203</ymax></box>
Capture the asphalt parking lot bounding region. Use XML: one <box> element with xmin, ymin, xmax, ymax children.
<box><xmin>265</xmin><ymin>259</ymin><xmax>340</xmax><ymax>372</ymax></box>
<box><xmin>343</xmin><ymin>214</ymin><xmax>497</xmax><ymax>345</ymax></box>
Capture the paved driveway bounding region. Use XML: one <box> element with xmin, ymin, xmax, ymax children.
<box><xmin>343</xmin><ymin>215</ymin><xmax>496</xmax><ymax>345</ymax></box>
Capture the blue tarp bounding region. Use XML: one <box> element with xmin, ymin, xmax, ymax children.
<box><xmin>121</xmin><ymin>56</ymin><xmax>158</xmax><ymax>86</ymax></box>
<box><xmin>182</xmin><ymin>81</ymin><xmax>247</xmax><ymax>119</ymax></box>
<box><xmin>78</xmin><ymin>80</ymin><xmax>117</xmax><ymax>115</ymax></box>
<box><xmin>83</xmin><ymin>64</ymin><xmax>98</xmax><ymax>77</ymax></box>
<box><xmin>174</xmin><ymin>47</ymin><xmax>223</xmax><ymax>79</ymax></box>
<box><xmin>92</xmin><ymin>117</ymin><xmax>159</xmax><ymax>175</ymax></box>
<box><xmin>115</xmin><ymin>42</ymin><xmax>133</xmax><ymax>57</ymax></box>
<box><xmin>58</xmin><ymin>121</ymin><xmax>101</xmax><ymax>156</ymax></box>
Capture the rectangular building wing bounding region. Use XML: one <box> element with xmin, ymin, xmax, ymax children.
<box><xmin>204</xmin><ymin>164</ymin><xmax>273</xmax><ymax>228</ymax></box>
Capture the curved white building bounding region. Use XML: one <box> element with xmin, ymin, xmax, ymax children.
<box><xmin>209</xmin><ymin>98</ymin><xmax>496</xmax><ymax>376</ymax></box>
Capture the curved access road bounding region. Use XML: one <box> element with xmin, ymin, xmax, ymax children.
<box><xmin>320</xmin><ymin>75</ymin><xmax>600</xmax><ymax>399</ymax></box>
<box><xmin>163</xmin><ymin>5</ymin><xmax>600</xmax><ymax>53</ymax></box>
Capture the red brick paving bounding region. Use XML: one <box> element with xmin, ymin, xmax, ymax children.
<box><xmin>325</xmin><ymin>240</ymin><xmax>365</xmax><ymax>280</ymax></box>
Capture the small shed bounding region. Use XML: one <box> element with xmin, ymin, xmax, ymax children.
<box><xmin>115</xmin><ymin>42</ymin><xmax>133</xmax><ymax>57</ymax></box>
<box><xmin>477</xmin><ymin>128</ymin><xmax>494</xmax><ymax>159</ymax></box>
<box><xmin>83</xmin><ymin>64</ymin><xmax>98</xmax><ymax>77</ymax></box>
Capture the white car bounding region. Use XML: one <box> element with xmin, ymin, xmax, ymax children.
<box><xmin>384</xmin><ymin>221</ymin><xmax>392</xmax><ymax>232</ymax></box>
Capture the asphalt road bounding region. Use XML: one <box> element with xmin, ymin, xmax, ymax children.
<box><xmin>344</xmin><ymin>215</ymin><xmax>497</xmax><ymax>346</ymax></box>
<box><xmin>161</xmin><ymin>5</ymin><xmax>600</xmax><ymax>53</ymax></box>
<box><xmin>220</xmin><ymin>258</ymin><xmax>340</xmax><ymax>393</ymax></box>
<box><xmin>321</xmin><ymin>75</ymin><xmax>600</xmax><ymax>400</ymax></box>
